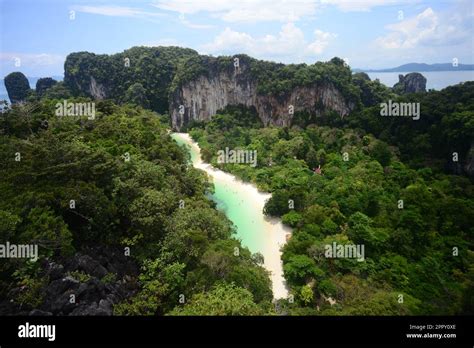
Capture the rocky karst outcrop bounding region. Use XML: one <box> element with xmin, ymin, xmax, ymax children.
<box><xmin>393</xmin><ymin>72</ymin><xmax>427</xmax><ymax>94</ymax></box>
<box><xmin>63</xmin><ymin>47</ymin><xmax>200</xmax><ymax>113</ymax></box>
<box><xmin>170</xmin><ymin>61</ymin><xmax>355</xmax><ymax>131</ymax></box>
<box><xmin>89</xmin><ymin>76</ymin><xmax>107</xmax><ymax>100</ymax></box>
<box><xmin>4</xmin><ymin>71</ymin><xmax>31</xmax><ymax>104</ymax></box>
<box><xmin>62</xmin><ymin>48</ymin><xmax>357</xmax><ymax>129</ymax></box>
<box><xmin>0</xmin><ymin>247</ymin><xmax>139</xmax><ymax>316</ymax></box>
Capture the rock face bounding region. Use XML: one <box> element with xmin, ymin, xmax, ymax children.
<box><xmin>62</xmin><ymin>48</ymin><xmax>356</xmax><ymax>128</ymax></box>
<box><xmin>64</xmin><ymin>74</ymin><xmax>107</xmax><ymax>100</ymax></box>
<box><xmin>464</xmin><ymin>142</ymin><xmax>474</xmax><ymax>178</ymax></box>
<box><xmin>88</xmin><ymin>76</ymin><xmax>107</xmax><ymax>100</ymax></box>
<box><xmin>0</xmin><ymin>247</ymin><xmax>138</xmax><ymax>316</ymax></box>
<box><xmin>393</xmin><ymin>73</ymin><xmax>427</xmax><ymax>94</ymax></box>
<box><xmin>170</xmin><ymin>62</ymin><xmax>355</xmax><ymax>130</ymax></box>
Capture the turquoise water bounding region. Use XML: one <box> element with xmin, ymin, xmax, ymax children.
<box><xmin>171</xmin><ymin>133</ymin><xmax>266</xmax><ymax>253</ymax></box>
<box><xmin>212</xmin><ymin>179</ymin><xmax>265</xmax><ymax>253</ymax></box>
<box><xmin>171</xmin><ymin>133</ymin><xmax>291</xmax><ymax>299</ymax></box>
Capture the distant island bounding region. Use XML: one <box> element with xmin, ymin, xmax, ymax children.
<box><xmin>354</xmin><ymin>62</ymin><xmax>474</xmax><ymax>73</ymax></box>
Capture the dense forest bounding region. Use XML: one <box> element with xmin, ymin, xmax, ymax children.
<box><xmin>0</xmin><ymin>99</ymin><xmax>273</xmax><ymax>315</ymax></box>
<box><xmin>1</xmin><ymin>46</ymin><xmax>473</xmax><ymax>316</ymax></box>
<box><xmin>188</xmin><ymin>84</ymin><xmax>474</xmax><ymax>315</ymax></box>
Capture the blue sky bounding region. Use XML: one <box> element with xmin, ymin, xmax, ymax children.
<box><xmin>1</xmin><ymin>0</ymin><xmax>473</xmax><ymax>77</ymax></box>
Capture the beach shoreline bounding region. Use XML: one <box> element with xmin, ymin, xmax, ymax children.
<box><xmin>171</xmin><ymin>132</ymin><xmax>291</xmax><ymax>300</ymax></box>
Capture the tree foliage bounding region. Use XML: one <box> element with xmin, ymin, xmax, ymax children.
<box><xmin>0</xmin><ymin>98</ymin><xmax>273</xmax><ymax>315</ymax></box>
<box><xmin>188</xmin><ymin>82</ymin><xmax>474</xmax><ymax>315</ymax></box>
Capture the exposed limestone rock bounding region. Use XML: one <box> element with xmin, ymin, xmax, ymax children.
<box><xmin>170</xmin><ymin>62</ymin><xmax>354</xmax><ymax>130</ymax></box>
<box><xmin>0</xmin><ymin>246</ymin><xmax>139</xmax><ymax>316</ymax></box>
<box><xmin>393</xmin><ymin>72</ymin><xmax>427</xmax><ymax>94</ymax></box>
<box><xmin>89</xmin><ymin>76</ymin><xmax>107</xmax><ymax>100</ymax></box>
<box><xmin>464</xmin><ymin>142</ymin><xmax>474</xmax><ymax>178</ymax></box>
<box><xmin>63</xmin><ymin>49</ymin><xmax>356</xmax><ymax>128</ymax></box>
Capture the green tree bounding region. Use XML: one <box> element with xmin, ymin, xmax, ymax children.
<box><xmin>263</xmin><ymin>190</ymin><xmax>291</xmax><ymax>216</ymax></box>
<box><xmin>371</xmin><ymin>141</ymin><xmax>392</xmax><ymax>167</ymax></box>
<box><xmin>169</xmin><ymin>282</ymin><xmax>266</xmax><ymax>315</ymax></box>
<box><xmin>21</xmin><ymin>207</ymin><xmax>74</xmax><ymax>256</ymax></box>
<box><xmin>42</xmin><ymin>81</ymin><xmax>71</xmax><ymax>99</ymax></box>
<box><xmin>300</xmin><ymin>284</ymin><xmax>314</xmax><ymax>305</ymax></box>
<box><xmin>283</xmin><ymin>255</ymin><xmax>318</xmax><ymax>285</ymax></box>
<box><xmin>123</xmin><ymin>83</ymin><xmax>150</xmax><ymax>108</ymax></box>
<box><xmin>305</xmin><ymin>147</ymin><xmax>319</xmax><ymax>169</ymax></box>
<box><xmin>0</xmin><ymin>210</ymin><xmax>21</xmax><ymax>240</ymax></box>
<box><xmin>35</xmin><ymin>77</ymin><xmax>57</xmax><ymax>96</ymax></box>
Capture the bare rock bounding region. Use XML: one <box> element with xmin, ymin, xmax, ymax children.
<box><xmin>393</xmin><ymin>73</ymin><xmax>427</xmax><ymax>94</ymax></box>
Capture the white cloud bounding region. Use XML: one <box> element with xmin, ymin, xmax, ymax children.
<box><xmin>320</xmin><ymin>0</ymin><xmax>416</xmax><ymax>12</ymax></box>
<box><xmin>307</xmin><ymin>29</ymin><xmax>338</xmax><ymax>54</ymax></box>
<box><xmin>72</xmin><ymin>5</ymin><xmax>156</xmax><ymax>17</ymax></box>
<box><xmin>152</xmin><ymin>0</ymin><xmax>421</xmax><ymax>21</ymax></box>
<box><xmin>0</xmin><ymin>53</ymin><xmax>65</xmax><ymax>77</ymax></box>
<box><xmin>203</xmin><ymin>28</ymin><xmax>254</xmax><ymax>53</ymax></box>
<box><xmin>375</xmin><ymin>7</ymin><xmax>471</xmax><ymax>49</ymax></box>
<box><xmin>72</xmin><ymin>5</ymin><xmax>212</xmax><ymax>29</ymax></box>
<box><xmin>71</xmin><ymin>5</ymin><xmax>169</xmax><ymax>23</ymax></box>
<box><xmin>178</xmin><ymin>13</ymin><xmax>214</xmax><ymax>29</ymax></box>
<box><xmin>202</xmin><ymin>23</ymin><xmax>336</xmax><ymax>60</ymax></box>
<box><xmin>0</xmin><ymin>53</ymin><xmax>64</xmax><ymax>68</ymax></box>
<box><xmin>152</xmin><ymin>0</ymin><xmax>318</xmax><ymax>22</ymax></box>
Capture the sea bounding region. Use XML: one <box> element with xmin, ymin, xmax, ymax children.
<box><xmin>367</xmin><ymin>70</ymin><xmax>474</xmax><ymax>90</ymax></box>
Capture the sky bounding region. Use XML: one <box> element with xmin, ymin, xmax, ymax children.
<box><xmin>0</xmin><ymin>0</ymin><xmax>473</xmax><ymax>77</ymax></box>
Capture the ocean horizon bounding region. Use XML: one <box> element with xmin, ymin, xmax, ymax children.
<box><xmin>367</xmin><ymin>70</ymin><xmax>474</xmax><ymax>90</ymax></box>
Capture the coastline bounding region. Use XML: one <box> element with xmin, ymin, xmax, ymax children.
<box><xmin>171</xmin><ymin>132</ymin><xmax>291</xmax><ymax>300</ymax></box>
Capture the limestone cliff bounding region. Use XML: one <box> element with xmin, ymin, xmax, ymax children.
<box><xmin>170</xmin><ymin>60</ymin><xmax>355</xmax><ymax>130</ymax></box>
<box><xmin>393</xmin><ymin>73</ymin><xmax>427</xmax><ymax>94</ymax></box>
<box><xmin>62</xmin><ymin>49</ymin><xmax>357</xmax><ymax>129</ymax></box>
<box><xmin>464</xmin><ymin>141</ymin><xmax>474</xmax><ymax>178</ymax></box>
<box><xmin>88</xmin><ymin>76</ymin><xmax>107</xmax><ymax>100</ymax></box>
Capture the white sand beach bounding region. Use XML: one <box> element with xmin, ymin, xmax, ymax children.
<box><xmin>172</xmin><ymin>133</ymin><xmax>291</xmax><ymax>300</ymax></box>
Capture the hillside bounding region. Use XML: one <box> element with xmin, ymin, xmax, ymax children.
<box><xmin>62</xmin><ymin>47</ymin><xmax>363</xmax><ymax>130</ymax></box>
